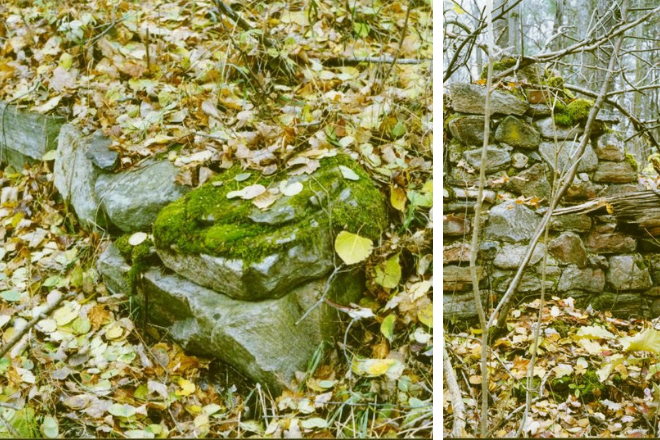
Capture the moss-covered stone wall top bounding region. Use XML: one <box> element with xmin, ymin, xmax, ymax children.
<box><xmin>153</xmin><ymin>154</ymin><xmax>388</xmax><ymax>300</ymax></box>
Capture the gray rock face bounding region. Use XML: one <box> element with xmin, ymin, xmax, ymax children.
<box><xmin>86</xmin><ymin>132</ymin><xmax>119</xmax><ymax>171</ymax></box>
<box><xmin>449</xmin><ymin>83</ymin><xmax>529</xmax><ymax>116</ymax></box>
<box><xmin>97</xmin><ymin>244</ymin><xmax>130</xmax><ymax>295</ymax></box>
<box><xmin>598</xmin><ymin>184</ymin><xmax>639</xmax><ymax>198</ymax></box>
<box><xmin>538</xmin><ymin>141</ymin><xmax>598</xmax><ymax>173</ymax></box>
<box><xmin>585</xmin><ymin>223</ymin><xmax>637</xmax><ymax>254</ymax></box>
<box><xmin>595</xmin><ymin>132</ymin><xmax>625</xmax><ymax>161</ymax></box>
<box><xmin>0</xmin><ymin>101</ymin><xmax>64</xmax><ymax>169</ymax></box>
<box><xmin>512</xmin><ymin>152</ymin><xmax>529</xmax><ymax>169</ymax></box>
<box><xmin>558</xmin><ymin>266</ymin><xmax>605</xmax><ymax>293</ymax></box>
<box><xmin>444</xmin><ymin>291</ymin><xmax>487</xmax><ymax>320</ymax></box>
<box><xmin>493</xmin><ymin>243</ymin><xmax>545</xmax><ymax>269</ymax></box>
<box><xmin>526</xmin><ymin>103</ymin><xmax>552</xmax><ymax>118</ymax></box>
<box><xmin>137</xmin><ymin>266</ymin><xmax>362</xmax><ymax>392</ymax></box>
<box><xmin>463</xmin><ymin>146</ymin><xmax>511</xmax><ymax>173</ymax></box>
<box><xmin>549</xmin><ymin>213</ymin><xmax>592</xmax><ymax>232</ymax></box>
<box><xmin>54</xmin><ymin>124</ymin><xmax>107</xmax><ymax>231</ymax></box>
<box><xmin>486</xmin><ymin>201</ymin><xmax>541</xmax><ymax>243</ymax></box>
<box><xmin>447</xmin><ymin>116</ymin><xmax>487</xmax><ymax>146</ymax></box>
<box><xmin>548</xmin><ymin>232</ymin><xmax>587</xmax><ymax>268</ymax></box>
<box><xmin>494</xmin><ymin>116</ymin><xmax>541</xmax><ymax>149</ymax></box>
<box><xmin>506</xmin><ymin>163</ymin><xmax>550</xmax><ymax>199</ymax></box>
<box><xmin>156</xmin><ymin>229</ymin><xmax>334</xmax><ymax>301</ymax></box>
<box><xmin>606</xmin><ymin>254</ymin><xmax>652</xmax><ymax>291</ymax></box>
<box><xmin>593</xmin><ymin>161</ymin><xmax>637</xmax><ymax>183</ymax></box>
<box><xmin>649</xmin><ymin>255</ymin><xmax>660</xmax><ymax>285</ymax></box>
<box><xmin>534</xmin><ymin>118</ymin><xmax>584</xmax><ymax>140</ymax></box>
<box><xmin>96</xmin><ymin>160</ymin><xmax>189</xmax><ymax>232</ymax></box>
<box><xmin>565</xmin><ymin>177</ymin><xmax>598</xmax><ymax>202</ymax></box>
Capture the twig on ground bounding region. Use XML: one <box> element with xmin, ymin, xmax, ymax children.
<box><xmin>443</xmin><ymin>338</ymin><xmax>466</xmax><ymax>438</ymax></box>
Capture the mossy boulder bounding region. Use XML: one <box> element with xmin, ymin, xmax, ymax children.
<box><xmin>153</xmin><ymin>154</ymin><xmax>388</xmax><ymax>300</ymax></box>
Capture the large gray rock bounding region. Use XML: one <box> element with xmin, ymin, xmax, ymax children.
<box><xmin>444</xmin><ymin>291</ymin><xmax>488</xmax><ymax>320</ymax></box>
<box><xmin>447</xmin><ymin>116</ymin><xmax>487</xmax><ymax>146</ymax></box>
<box><xmin>534</xmin><ymin>118</ymin><xmax>584</xmax><ymax>141</ymax></box>
<box><xmin>585</xmin><ymin>223</ymin><xmax>637</xmax><ymax>254</ymax></box>
<box><xmin>463</xmin><ymin>146</ymin><xmax>511</xmax><ymax>173</ymax></box>
<box><xmin>590</xmin><ymin>293</ymin><xmax>646</xmax><ymax>319</ymax></box>
<box><xmin>96</xmin><ymin>160</ymin><xmax>189</xmax><ymax>232</ymax></box>
<box><xmin>494</xmin><ymin>116</ymin><xmax>541</xmax><ymax>149</ymax></box>
<box><xmin>0</xmin><ymin>101</ymin><xmax>64</xmax><ymax>169</ymax></box>
<box><xmin>558</xmin><ymin>266</ymin><xmax>605</xmax><ymax>293</ymax></box>
<box><xmin>54</xmin><ymin>124</ymin><xmax>108</xmax><ymax>231</ymax></box>
<box><xmin>538</xmin><ymin>141</ymin><xmax>598</xmax><ymax>173</ymax></box>
<box><xmin>606</xmin><ymin>254</ymin><xmax>652</xmax><ymax>291</ymax></box>
<box><xmin>137</xmin><ymin>266</ymin><xmax>362</xmax><ymax>392</ymax></box>
<box><xmin>493</xmin><ymin>243</ymin><xmax>545</xmax><ymax>269</ymax></box>
<box><xmin>444</xmin><ymin>214</ymin><xmax>470</xmax><ymax>236</ymax></box>
<box><xmin>548</xmin><ymin>232</ymin><xmax>587</xmax><ymax>268</ymax></box>
<box><xmin>593</xmin><ymin>161</ymin><xmax>637</xmax><ymax>183</ymax></box>
<box><xmin>449</xmin><ymin>83</ymin><xmax>529</xmax><ymax>116</ymax></box>
<box><xmin>486</xmin><ymin>201</ymin><xmax>541</xmax><ymax>243</ymax></box>
<box><xmin>595</xmin><ymin>132</ymin><xmax>625</xmax><ymax>161</ymax></box>
<box><xmin>549</xmin><ymin>213</ymin><xmax>592</xmax><ymax>232</ymax></box>
<box><xmin>86</xmin><ymin>134</ymin><xmax>119</xmax><ymax>171</ymax></box>
<box><xmin>505</xmin><ymin>163</ymin><xmax>551</xmax><ymax>199</ymax></box>
<box><xmin>153</xmin><ymin>157</ymin><xmax>388</xmax><ymax>300</ymax></box>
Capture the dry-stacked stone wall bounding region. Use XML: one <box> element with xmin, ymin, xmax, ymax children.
<box><xmin>444</xmin><ymin>83</ymin><xmax>659</xmax><ymax>321</ymax></box>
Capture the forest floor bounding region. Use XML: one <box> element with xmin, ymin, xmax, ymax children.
<box><xmin>0</xmin><ymin>0</ymin><xmax>433</xmax><ymax>437</ymax></box>
<box><xmin>445</xmin><ymin>296</ymin><xmax>660</xmax><ymax>438</ymax></box>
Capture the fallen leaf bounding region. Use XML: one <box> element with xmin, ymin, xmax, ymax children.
<box><xmin>334</xmin><ymin>231</ymin><xmax>373</xmax><ymax>265</ymax></box>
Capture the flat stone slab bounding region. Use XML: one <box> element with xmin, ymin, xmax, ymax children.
<box><xmin>538</xmin><ymin>141</ymin><xmax>597</xmax><ymax>173</ymax></box>
<box><xmin>449</xmin><ymin>83</ymin><xmax>529</xmax><ymax>116</ymax></box>
<box><xmin>0</xmin><ymin>101</ymin><xmax>64</xmax><ymax>169</ymax></box>
<box><xmin>494</xmin><ymin>116</ymin><xmax>541</xmax><ymax>149</ymax></box>
<box><xmin>486</xmin><ymin>201</ymin><xmax>541</xmax><ymax>243</ymax></box>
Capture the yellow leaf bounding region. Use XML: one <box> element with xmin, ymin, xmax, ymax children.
<box><xmin>621</xmin><ymin>328</ymin><xmax>660</xmax><ymax>353</ymax></box>
<box><xmin>374</xmin><ymin>253</ymin><xmax>401</xmax><ymax>289</ymax></box>
<box><xmin>352</xmin><ymin>358</ymin><xmax>404</xmax><ymax>379</ymax></box>
<box><xmin>417</xmin><ymin>303</ymin><xmax>433</xmax><ymax>328</ymax></box>
<box><xmin>128</xmin><ymin>232</ymin><xmax>148</xmax><ymax>246</ymax></box>
<box><xmin>390</xmin><ymin>186</ymin><xmax>406</xmax><ymax>211</ymax></box>
<box><xmin>176</xmin><ymin>378</ymin><xmax>196</xmax><ymax>396</ymax></box>
<box><xmin>334</xmin><ymin>231</ymin><xmax>373</xmax><ymax>265</ymax></box>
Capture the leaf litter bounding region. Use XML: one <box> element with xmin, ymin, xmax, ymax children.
<box><xmin>0</xmin><ymin>0</ymin><xmax>433</xmax><ymax>436</ymax></box>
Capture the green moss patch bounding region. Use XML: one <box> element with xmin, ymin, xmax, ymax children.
<box><xmin>153</xmin><ymin>154</ymin><xmax>388</xmax><ymax>264</ymax></box>
<box><xmin>115</xmin><ymin>235</ymin><xmax>159</xmax><ymax>293</ymax></box>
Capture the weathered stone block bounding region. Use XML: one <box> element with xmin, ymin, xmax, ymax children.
<box><xmin>534</xmin><ymin>118</ymin><xmax>583</xmax><ymax>140</ymax></box>
<box><xmin>606</xmin><ymin>254</ymin><xmax>652</xmax><ymax>291</ymax></box>
<box><xmin>449</xmin><ymin>83</ymin><xmax>529</xmax><ymax>116</ymax></box>
<box><xmin>443</xmin><ymin>242</ymin><xmax>472</xmax><ymax>264</ymax></box>
<box><xmin>0</xmin><ymin>101</ymin><xmax>64</xmax><ymax>169</ymax></box>
<box><xmin>548</xmin><ymin>232</ymin><xmax>587</xmax><ymax>268</ymax></box>
<box><xmin>494</xmin><ymin>116</ymin><xmax>541</xmax><ymax>149</ymax></box>
<box><xmin>594</xmin><ymin>132</ymin><xmax>625</xmax><ymax>161</ymax></box>
<box><xmin>557</xmin><ymin>266</ymin><xmax>605</xmax><ymax>293</ymax></box>
<box><xmin>96</xmin><ymin>160</ymin><xmax>189</xmax><ymax>233</ymax></box>
<box><xmin>463</xmin><ymin>146</ymin><xmax>511</xmax><ymax>173</ymax></box>
<box><xmin>584</xmin><ymin>223</ymin><xmax>637</xmax><ymax>254</ymax></box>
<box><xmin>593</xmin><ymin>161</ymin><xmax>637</xmax><ymax>183</ymax></box>
<box><xmin>549</xmin><ymin>213</ymin><xmax>592</xmax><ymax>232</ymax></box>
<box><xmin>153</xmin><ymin>156</ymin><xmax>387</xmax><ymax>301</ymax></box>
<box><xmin>538</xmin><ymin>141</ymin><xmax>597</xmax><ymax>173</ymax></box>
<box><xmin>448</xmin><ymin>116</ymin><xmax>487</xmax><ymax>146</ymax></box>
<box><xmin>493</xmin><ymin>243</ymin><xmax>545</xmax><ymax>269</ymax></box>
<box><xmin>486</xmin><ymin>201</ymin><xmax>541</xmax><ymax>243</ymax></box>
<box><xmin>506</xmin><ymin>163</ymin><xmax>551</xmax><ymax>199</ymax></box>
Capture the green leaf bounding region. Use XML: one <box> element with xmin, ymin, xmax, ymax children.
<box><xmin>353</xmin><ymin>22</ymin><xmax>370</xmax><ymax>38</ymax></box>
<box><xmin>41</xmin><ymin>415</ymin><xmax>59</xmax><ymax>438</ymax></box>
<box><xmin>380</xmin><ymin>314</ymin><xmax>396</xmax><ymax>342</ymax></box>
<box><xmin>391</xmin><ymin>121</ymin><xmax>406</xmax><ymax>138</ymax></box>
<box><xmin>108</xmin><ymin>403</ymin><xmax>137</xmax><ymax>418</ymax></box>
<box><xmin>43</xmin><ymin>276</ymin><xmax>61</xmax><ymax>288</ymax></box>
<box><xmin>407</xmin><ymin>190</ymin><xmax>433</xmax><ymax>208</ymax></box>
<box><xmin>300</xmin><ymin>418</ymin><xmax>328</xmax><ymax>429</ymax></box>
<box><xmin>418</xmin><ymin>303</ymin><xmax>433</xmax><ymax>328</ymax></box>
<box><xmin>374</xmin><ymin>253</ymin><xmax>401</xmax><ymax>289</ymax></box>
<box><xmin>334</xmin><ymin>231</ymin><xmax>373</xmax><ymax>265</ymax></box>
<box><xmin>0</xmin><ymin>290</ymin><xmax>21</xmax><ymax>302</ymax></box>
<box><xmin>234</xmin><ymin>172</ymin><xmax>252</xmax><ymax>182</ymax></box>
<box><xmin>42</xmin><ymin>150</ymin><xmax>57</xmax><ymax>161</ymax></box>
